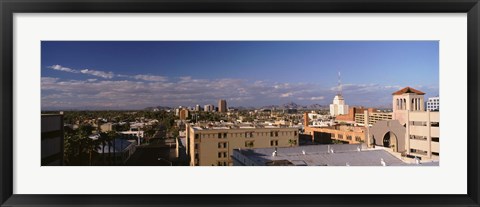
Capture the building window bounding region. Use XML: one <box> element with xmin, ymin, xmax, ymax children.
<box><xmin>270</xmin><ymin>132</ymin><xmax>274</xmax><ymax>137</ymax></box>
<box><xmin>431</xmin><ymin>122</ymin><xmax>439</xmax><ymax>127</ymax></box>
<box><xmin>410</xmin><ymin>135</ymin><xmax>427</xmax><ymax>140</ymax></box>
<box><xmin>410</xmin><ymin>148</ymin><xmax>428</xmax><ymax>155</ymax></box>
<box><xmin>245</xmin><ymin>141</ymin><xmax>254</xmax><ymax>148</ymax></box>
<box><xmin>355</xmin><ymin>136</ymin><xmax>361</xmax><ymax>142</ymax></box>
<box><xmin>338</xmin><ymin>134</ymin><xmax>343</xmax><ymax>139</ymax></box>
<box><xmin>275</xmin><ymin>132</ymin><xmax>278</xmax><ymax>137</ymax></box>
<box><xmin>270</xmin><ymin>140</ymin><xmax>279</xmax><ymax>146</ymax></box>
<box><xmin>218</xmin><ymin>133</ymin><xmax>222</xmax><ymax>138</ymax></box>
<box><xmin>432</xmin><ymin>152</ymin><xmax>439</xmax><ymax>156</ymax></box>
<box><xmin>195</xmin><ymin>134</ymin><xmax>199</xmax><ymax>139</ymax></box>
<box><xmin>218</xmin><ymin>142</ymin><xmax>228</xmax><ymax>149</ymax></box>
<box><xmin>432</xmin><ymin>137</ymin><xmax>439</xmax><ymax>142</ymax></box>
<box><xmin>410</xmin><ymin>121</ymin><xmax>427</xmax><ymax>126</ymax></box>
<box><xmin>194</xmin><ymin>144</ymin><xmax>199</xmax><ymax>149</ymax></box>
<box><xmin>347</xmin><ymin>136</ymin><xmax>352</xmax><ymax>140</ymax></box>
<box><xmin>223</xmin><ymin>133</ymin><xmax>227</xmax><ymax>138</ymax></box>
<box><xmin>218</xmin><ymin>152</ymin><xmax>222</xmax><ymax>158</ymax></box>
<box><xmin>294</xmin><ymin>131</ymin><xmax>297</xmax><ymax>136</ymax></box>
<box><xmin>223</xmin><ymin>152</ymin><xmax>227</xmax><ymax>157</ymax></box>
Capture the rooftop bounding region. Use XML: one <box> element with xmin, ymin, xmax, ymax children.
<box><xmin>392</xmin><ymin>87</ymin><xmax>426</xmax><ymax>95</ymax></box>
<box><xmin>233</xmin><ymin>144</ymin><xmax>438</xmax><ymax>166</ymax></box>
<box><xmin>96</xmin><ymin>138</ymin><xmax>136</xmax><ymax>154</ymax></box>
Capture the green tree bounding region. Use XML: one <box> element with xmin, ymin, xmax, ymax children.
<box><xmin>98</xmin><ymin>132</ymin><xmax>109</xmax><ymax>165</ymax></box>
<box><xmin>106</xmin><ymin>130</ymin><xmax>118</xmax><ymax>165</ymax></box>
<box><xmin>288</xmin><ymin>139</ymin><xmax>297</xmax><ymax>147</ymax></box>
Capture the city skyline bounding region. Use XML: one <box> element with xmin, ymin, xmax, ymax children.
<box><xmin>41</xmin><ymin>41</ymin><xmax>439</xmax><ymax>110</ymax></box>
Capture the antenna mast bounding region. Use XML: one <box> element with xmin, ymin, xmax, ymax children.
<box><xmin>337</xmin><ymin>71</ymin><xmax>342</xmax><ymax>96</ymax></box>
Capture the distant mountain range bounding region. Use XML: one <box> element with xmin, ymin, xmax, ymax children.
<box><xmin>261</xmin><ymin>102</ymin><xmax>328</xmax><ymax>110</ymax></box>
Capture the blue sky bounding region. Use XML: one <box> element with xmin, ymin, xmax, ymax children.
<box><xmin>41</xmin><ymin>41</ymin><xmax>439</xmax><ymax>110</ymax></box>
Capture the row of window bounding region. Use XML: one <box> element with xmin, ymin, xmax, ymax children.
<box><xmin>335</xmin><ymin>134</ymin><xmax>362</xmax><ymax>141</ymax></box>
<box><xmin>409</xmin><ymin>121</ymin><xmax>439</xmax><ymax>127</ymax></box>
<box><xmin>218</xmin><ymin>151</ymin><xmax>228</xmax><ymax>158</ymax></box>
<box><xmin>410</xmin><ymin>148</ymin><xmax>428</xmax><ymax>155</ymax></box>
<box><xmin>194</xmin><ymin>131</ymin><xmax>298</xmax><ymax>139</ymax></box>
<box><xmin>218</xmin><ymin>142</ymin><xmax>228</xmax><ymax>149</ymax></box>
<box><xmin>217</xmin><ymin>161</ymin><xmax>228</xmax><ymax>166</ymax></box>
<box><xmin>410</xmin><ymin>135</ymin><xmax>427</xmax><ymax>140</ymax></box>
<box><xmin>409</xmin><ymin>135</ymin><xmax>440</xmax><ymax>142</ymax></box>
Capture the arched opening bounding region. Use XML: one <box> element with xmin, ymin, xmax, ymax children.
<box><xmin>383</xmin><ymin>131</ymin><xmax>398</xmax><ymax>152</ymax></box>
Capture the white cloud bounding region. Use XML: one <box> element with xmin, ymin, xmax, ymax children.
<box><xmin>48</xmin><ymin>65</ymin><xmax>78</xmax><ymax>73</ymax></box>
<box><xmin>41</xmin><ymin>68</ymin><xmax>437</xmax><ymax>109</ymax></box>
<box><xmin>310</xmin><ymin>96</ymin><xmax>324</xmax><ymax>100</ymax></box>
<box><xmin>133</xmin><ymin>75</ymin><xmax>168</xmax><ymax>82</ymax></box>
<box><xmin>280</xmin><ymin>92</ymin><xmax>293</xmax><ymax>98</ymax></box>
<box><xmin>80</xmin><ymin>69</ymin><xmax>115</xmax><ymax>79</ymax></box>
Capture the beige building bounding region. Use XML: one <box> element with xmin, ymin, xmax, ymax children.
<box><xmin>218</xmin><ymin>99</ymin><xmax>227</xmax><ymax>113</ymax></box>
<box><xmin>100</xmin><ymin>122</ymin><xmax>113</xmax><ymax>132</ymax></box>
<box><xmin>368</xmin><ymin>87</ymin><xmax>439</xmax><ymax>160</ymax></box>
<box><xmin>355</xmin><ymin>112</ymin><xmax>392</xmax><ymax>126</ymax></box>
<box><xmin>392</xmin><ymin>86</ymin><xmax>425</xmax><ymax>125</ymax></box>
<box><xmin>179</xmin><ymin>108</ymin><xmax>189</xmax><ymax>120</ymax></box>
<box><xmin>186</xmin><ymin>124</ymin><xmax>299</xmax><ymax>166</ymax></box>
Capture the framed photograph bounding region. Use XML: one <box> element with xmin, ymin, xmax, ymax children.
<box><xmin>1</xmin><ymin>0</ymin><xmax>479</xmax><ymax>206</ymax></box>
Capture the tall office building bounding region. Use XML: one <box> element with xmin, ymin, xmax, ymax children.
<box><xmin>426</xmin><ymin>97</ymin><xmax>440</xmax><ymax>111</ymax></box>
<box><xmin>218</xmin><ymin>99</ymin><xmax>227</xmax><ymax>113</ymax></box>
<box><xmin>329</xmin><ymin>95</ymin><xmax>349</xmax><ymax>117</ymax></box>
<box><xmin>329</xmin><ymin>72</ymin><xmax>349</xmax><ymax>116</ymax></box>
<box><xmin>204</xmin><ymin>104</ymin><xmax>215</xmax><ymax>112</ymax></box>
<box><xmin>41</xmin><ymin>113</ymin><xmax>64</xmax><ymax>166</ymax></box>
<box><xmin>179</xmin><ymin>108</ymin><xmax>190</xmax><ymax>120</ymax></box>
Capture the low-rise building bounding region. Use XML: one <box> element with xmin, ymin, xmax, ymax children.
<box><xmin>355</xmin><ymin>112</ymin><xmax>392</xmax><ymax>126</ymax></box>
<box><xmin>186</xmin><ymin>123</ymin><xmax>299</xmax><ymax>166</ymax></box>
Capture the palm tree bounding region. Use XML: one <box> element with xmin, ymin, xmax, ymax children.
<box><xmin>98</xmin><ymin>132</ymin><xmax>109</xmax><ymax>165</ymax></box>
<box><xmin>80</xmin><ymin>137</ymin><xmax>101</xmax><ymax>166</ymax></box>
<box><xmin>106</xmin><ymin>130</ymin><xmax>117</xmax><ymax>165</ymax></box>
<box><xmin>288</xmin><ymin>139</ymin><xmax>297</xmax><ymax>147</ymax></box>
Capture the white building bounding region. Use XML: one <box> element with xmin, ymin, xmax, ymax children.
<box><xmin>204</xmin><ymin>104</ymin><xmax>215</xmax><ymax>112</ymax></box>
<box><xmin>329</xmin><ymin>94</ymin><xmax>349</xmax><ymax>117</ymax></box>
<box><xmin>426</xmin><ymin>96</ymin><xmax>440</xmax><ymax>111</ymax></box>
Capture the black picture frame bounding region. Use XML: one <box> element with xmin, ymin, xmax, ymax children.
<box><xmin>1</xmin><ymin>0</ymin><xmax>479</xmax><ymax>206</ymax></box>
